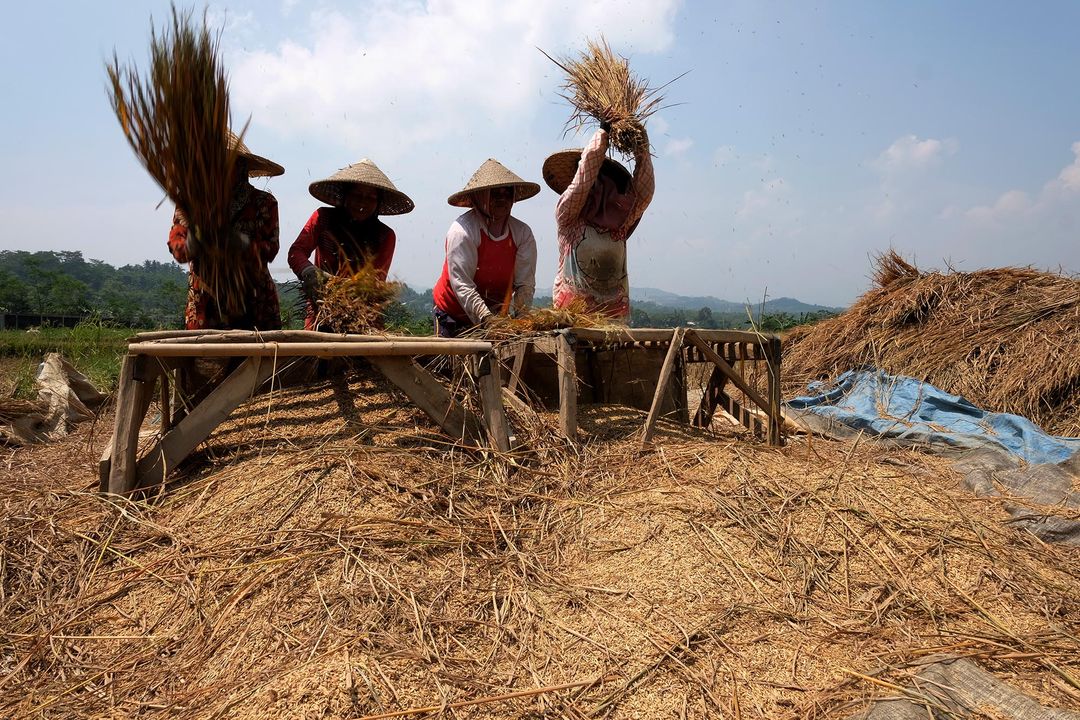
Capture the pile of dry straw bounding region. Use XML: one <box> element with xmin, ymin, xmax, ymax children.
<box><xmin>784</xmin><ymin>251</ymin><xmax>1080</xmax><ymax>436</ymax></box>
<box><xmin>3</xmin><ymin>371</ymin><xmax>1079</xmax><ymax>718</ymax></box>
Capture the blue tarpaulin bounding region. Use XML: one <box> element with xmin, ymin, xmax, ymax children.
<box><xmin>787</xmin><ymin>369</ymin><xmax>1080</xmax><ymax>465</ymax></box>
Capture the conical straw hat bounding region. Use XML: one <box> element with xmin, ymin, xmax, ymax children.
<box><xmin>541</xmin><ymin>149</ymin><xmax>632</xmax><ymax>194</ymax></box>
<box><xmin>447</xmin><ymin>159</ymin><xmax>541</xmax><ymax>207</ymax></box>
<box><xmin>228</xmin><ymin>131</ymin><xmax>284</xmax><ymax>178</ymax></box>
<box><xmin>309</xmin><ymin>159</ymin><xmax>415</xmax><ymax>215</ymax></box>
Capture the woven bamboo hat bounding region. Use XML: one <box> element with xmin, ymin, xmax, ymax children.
<box><xmin>542</xmin><ymin>150</ymin><xmax>632</xmax><ymax>194</ymax></box>
<box><xmin>228</xmin><ymin>131</ymin><xmax>284</xmax><ymax>178</ymax></box>
<box><xmin>309</xmin><ymin>159</ymin><xmax>415</xmax><ymax>215</ymax></box>
<box><xmin>447</xmin><ymin>159</ymin><xmax>541</xmax><ymax>208</ymax></box>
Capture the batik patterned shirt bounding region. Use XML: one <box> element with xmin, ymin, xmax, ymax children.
<box><xmin>167</xmin><ymin>183</ymin><xmax>282</xmax><ymax>330</ymax></box>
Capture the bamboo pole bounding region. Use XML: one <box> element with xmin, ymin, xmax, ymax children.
<box><xmin>132</xmin><ymin>330</ymin><xmax>453</xmax><ymax>345</ymax></box>
<box><xmin>126</xmin><ymin>340</ymin><xmax>491</xmax><ymax>358</ymax></box>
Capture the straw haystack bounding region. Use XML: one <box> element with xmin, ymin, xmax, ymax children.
<box><xmin>3</xmin><ymin>368</ymin><xmax>1078</xmax><ymax>718</ymax></box>
<box><xmin>783</xmin><ymin>251</ymin><xmax>1080</xmax><ymax>437</ymax></box>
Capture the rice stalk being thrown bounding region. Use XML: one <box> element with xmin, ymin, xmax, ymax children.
<box><xmin>106</xmin><ymin>5</ymin><xmax>251</xmax><ymax>320</ymax></box>
<box><xmin>783</xmin><ymin>250</ymin><xmax>1080</xmax><ymax>436</ymax></box>
<box><xmin>314</xmin><ymin>263</ymin><xmax>403</xmax><ymax>334</ymax></box>
<box><xmin>542</xmin><ymin>36</ymin><xmax>672</xmax><ymax>157</ymax></box>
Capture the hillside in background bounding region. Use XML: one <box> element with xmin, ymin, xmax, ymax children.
<box><xmin>631</xmin><ymin>287</ymin><xmax>843</xmax><ymax>315</ymax></box>
<box><xmin>0</xmin><ymin>251</ymin><xmax>840</xmax><ymax>332</ymax></box>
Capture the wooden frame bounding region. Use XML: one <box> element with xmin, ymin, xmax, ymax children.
<box><xmin>102</xmin><ymin>330</ymin><xmax>511</xmax><ymax>497</ymax></box>
<box><xmin>499</xmin><ymin>327</ymin><xmax>783</xmax><ymax>447</ymax></box>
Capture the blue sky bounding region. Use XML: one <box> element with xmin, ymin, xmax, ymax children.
<box><xmin>2</xmin><ymin>0</ymin><xmax>1078</xmax><ymax>306</ymax></box>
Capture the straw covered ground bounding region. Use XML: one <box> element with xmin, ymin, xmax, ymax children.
<box><xmin>783</xmin><ymin>251</ymin><xmax>1080</xmax><ymax>437</ymax></box>
<box><xmin>2</xmin><ymin>366</ymin><xmax>1080</xmax><ymax>719</ymax></box>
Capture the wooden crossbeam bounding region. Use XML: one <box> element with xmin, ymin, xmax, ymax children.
<box><xmin>719</xmin><ymin>390</ymin><xmax>764</xmax><ymax>436</ymax></box>
<box><xmin>368</xmin><ymin>357</ymin><xmax>484</xmax><ymax>444</ymax></box>
<box><xmin>133</xmin><ymin>330</ymin><xmax>476</xmax><ymax>345</ymax></box>
<box><xmin>133</xmin><ymin>358</ymin><xmax>276</xmax><ymax>492</ymax></box>
<box><xmin>684</xmin><ymin>331</ymin><xmax>772</xmax><ymax>418</ymax></box>
<box><xmin>641</xmin><ymin>328</ymin><xmax>687</xmax><ymax>447</ymax></box>
<box><xmin>126</xmin><ymin>340</ymin><xmax>490</xmax><ymax>357</ymax></box>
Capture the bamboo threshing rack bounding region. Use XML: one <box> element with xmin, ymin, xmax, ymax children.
<box><xmin>100</xmin><ymin>330</ymin><xmax>511</xmax><ymax>496</ymax></box>
<box><xmin>499</xmin><ymin>327</ymin><xmax>784</xmax><ymax>446</ymax></box>
<box><xmin>100</xmin><ymin>327</ymin><xmax>783</xmax><ymax>497</ymax></box>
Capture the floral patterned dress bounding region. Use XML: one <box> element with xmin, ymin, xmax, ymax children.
<box><xmin>168</xmin><ymin>182</ymin><xmax>282</xmax><ymax>330</ymax></box>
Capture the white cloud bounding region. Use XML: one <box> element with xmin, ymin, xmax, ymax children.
<box><xmin>966</xmin><ymin>189</ymin><xmax>1031</xmax><ymax>222</ymax></box>
<box><xmin>650</xmin><ymin>116</ymin><xmax>671</xmax><ymax>137</ymax></box>
<box><xmin>875</xmin><ymin>134</ymin><xmax>957</xmax><ymax>173</ymax></box>
<box><xmin>739</xmin><ymin>177</ymin><xmax>786</xmax><ymax>217</ymax></box>
<box><xmin>938</xmin><ymin>140</ymin><xmax>1080</xmax><ymax>271</ymax></box>
<box><xmin>231</xmin><ymin>0</ymin><xmax>680</xmax><ymax>154</ymax></box>
<box><xmin>665</xmin><ymin>137</ymin><xmax>693</xmax><ymax>157</ymax></box>
<box><xmin>713</xmin><ymin>144</ymin><xmax>736</xmax><ymax>166</ymax></box>
<box><xmin>1056</xmin><ymin>141</ymin><xmax>1080</xmax><ymax>191</ymax></box>
<box><xmin>963</xmin><ymin>141</ymin><xmax>1080</xmax><ymax>225</ymax></box>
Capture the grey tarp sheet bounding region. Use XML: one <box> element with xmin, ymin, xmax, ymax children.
<box><xmin>847</xmin><ymin>658</ymin><xmax>1080</xmax><ymax>719</ymax></box>
<box><xmin>787</xmin><ymin>370</ymin><xmax>1080</xmax><ymax>545</ymax></box>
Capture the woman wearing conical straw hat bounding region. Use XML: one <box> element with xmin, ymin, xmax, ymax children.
<box><xmin>431</xmin><ymin>159</ymin><xmax>541</xmax><ymax>338</ymax></box>
<box><xmin>288</xmin><ymin>160</ymin><xmax>415</xmax><ymax>330</ymax></box>
<box><xmin>168</xmin><ymin>132</ymin><xmax>285</xmax><ymax>330</ymax></box>
<box><xmin>543</xmin><ymin>125</ymin><xmax>654</xmax><ymax>322</ymax></box>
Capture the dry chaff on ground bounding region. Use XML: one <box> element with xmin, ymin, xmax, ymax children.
<box><xmin>314</xmin><ymin>264</ymin><xmax>403</xmax><ymax>334</ymax></box>
<box><xmin>783</xmin><ymin>250</ymin><xmax>1080</xmax><ymax>436</ymax></box>
<box><xmin>542</xmin><ymin>36</ymin><xmax>671</xmax><ymax>157</ymax></box>
<box><xmin>2</xmin><ymin>363</ymin><xmax>1079</xmax><ymax>719</ymax></box>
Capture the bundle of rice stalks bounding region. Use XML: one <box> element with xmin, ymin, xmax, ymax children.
<box><xmin>314</xmin><ymin>263</ymin><xmax>402</xmax><ymax>334</ymax></box>
<box><xmin>469</xmin><ymin>299</ymin><xmax>619</xmax><ymax>340</ymax></box>
<box><xmin>542</xmin><ymin>37</ymin><xmax>671</xmax><ymax>156</ymax></box>
<box><xmin>783</xmin><ymin>250</ymin><xmax>1080</xmax><ymax>436</ymax></box>
<box><xmin>106</xmin><ymin>5</ymin><xmax>251</xmax><ymax>319</ymax></box>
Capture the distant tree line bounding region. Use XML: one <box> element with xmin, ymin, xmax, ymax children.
<box><xmin>0</xmin><ymin>250</ymin><xmax>187</xmax><ymax>327</ymax></box>
<box><xmin>627</xmin><ymin>302</ymin><xmax>835</xmax><ymax>331</ymax></box>
<box><xmin>0</xmin><ymin>251</ymin><xmax>837</xmax><ymax>333</ymax></box>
